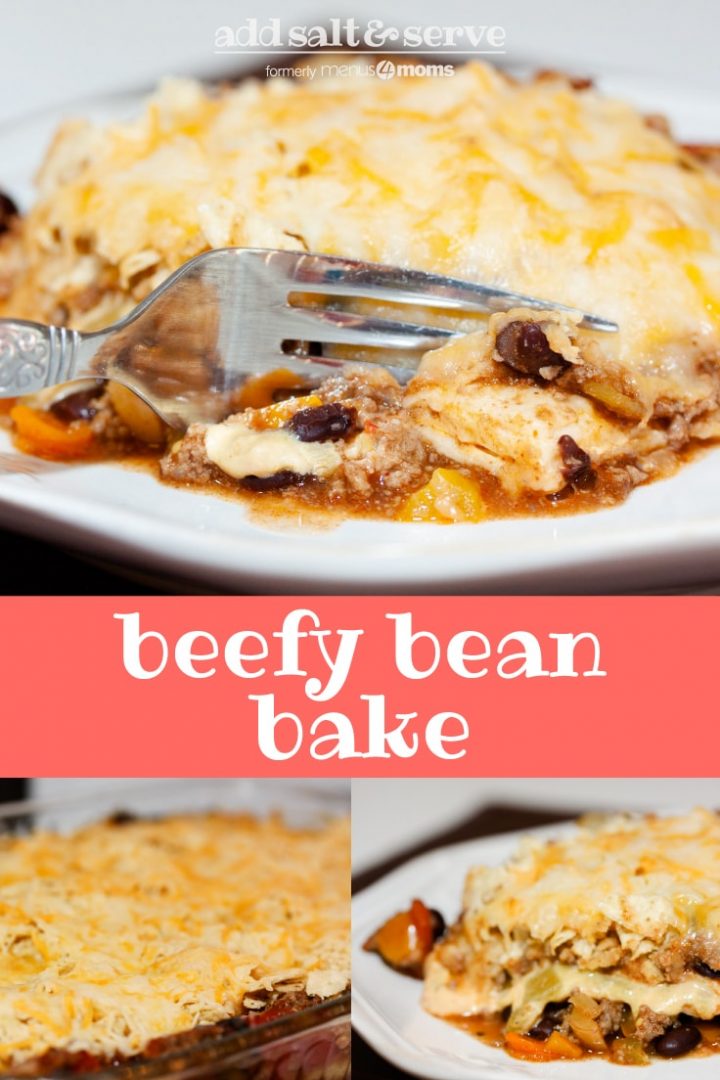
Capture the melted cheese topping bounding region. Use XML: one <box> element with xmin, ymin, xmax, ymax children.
<box><xmin>205</xmin><ymin>420</ymin><xmax>341</xmax><ymax>479</ymax></box>
<box><xmin>5</xmin><ymin>64</ymin><xmax>720</xmax><ymax>504</ymax></box>
<box><xmin>508</xmin><ymin>965</ymin><xmax>720</xmax><ymax>1028</ymax></box>
<box><xmin>425</xmin><ymin>953</ymin><xmax>720</xmax><ymax>1027</ymax></box>
<box><xmin>424</xmin><ymin>810</ymin><xmax>720</xmax><ymax>1021</ymax></box>
<box><xmin>407</xmin><ymin>314</ymin><xmax>665</xmax><ymax>494</ymax></box>
<box><xmin>0</xmin><ymin>814</ymin><xmax>349</xmax><ymax>1068</ymax></box>
<box><xmin>462</xmin><ymin>810</ymin><xmax>720</xmax><ymax>947</ymax></box>
<box><xmin>6</xmin><ymin>65</ymin><xmax>720</xmax><ymax>391</ymax></box>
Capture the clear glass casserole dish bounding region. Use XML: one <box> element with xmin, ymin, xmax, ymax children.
<box><xmin>0</xmin><ymin>779</ymin><xmax>350</xmax><ymax>1080</ymax></box>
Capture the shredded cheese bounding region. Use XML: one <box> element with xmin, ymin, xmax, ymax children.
<box><xmin>0</xmin><ymin>813</ymin><xmax>349</xmax><ymax>1068</ymax></box>
<box><xmin>424</xmin><ymin>810</ymin><xmax>720</xmax><ymax>1024</ymax></box>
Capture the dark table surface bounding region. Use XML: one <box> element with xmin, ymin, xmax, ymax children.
<box><xmin>351</xmin><ymin>803</ymin><xmax>577</xmax><ymax>1080</ymax></box>
<box><xmin>3</xmin><ymin>522</ymin><xmax>717</xmax><ymax>596</ymax></box>
<box><xmin>0</xmin><ymin>526</ymin><xmax>161</xmax><ymax>594</ymax></box>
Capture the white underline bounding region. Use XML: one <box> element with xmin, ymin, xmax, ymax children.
<box><xmin>213</xmin><ymin>50</ymin><xmax>506</xmax><ymax>56</ymax></box>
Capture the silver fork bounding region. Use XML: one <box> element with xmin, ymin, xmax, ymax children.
<box><xmin>0</xmin><ymin>248</ymin><xmax>617</xmax><ymax>429</ymax></box>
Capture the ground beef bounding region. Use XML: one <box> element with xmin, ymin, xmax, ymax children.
<box><xmin>651</xmin><ymin>935</ymin><xmax>720</xmax><ymax>981</ymax></box>
<box><xmin>557</xmin><ymin>933</ymin><xmax>624</xmax><ymax>971</ymax></box>
<box><xmin>635</xmin><ymin>1005</ymin><xmax>673</xmax><ymax>1043</ymax></box>
<box><xmin>616</xmin><ymin>934</ymin><xmax>720</xmax><ymax>987</ymax></box>
<box><xmin>158</xmin><ymin>365</ymin><xmax>430</xmax><ymax>500</ymax></box>
<box><xmin>320</xmin><ymin>365</ymin><xmax>405</xmax><ymax>422</ymax></box>
<box><xmin>594</xmin><ymin>999</ymin><xmax>627</xmax><ymax>1036</ymax></box>
<box><xmin>160</xmin><ymin>425</ymin><xmax>216</xmax><ymax>484</ymax></box>
<box><xmin>319</xmin><ymin>367</ymin><xmax>432</xmax><ymax>497</ymax></box>
<box><xmin>696</xmin><ymin>937</ymin><xmax>720</xmax><ymax>972</ymax></box>
<box><xmin>89</xmin><ymin>390</ymin><xmax>132</xmax><ymax>442</ymax></box>
<box><xmin>555</xmin><ymin>998</ymin><xmax>626</xmax><ymax>1039</ymax></box>
<box><xmin>554</xmin><ymin>997</ymin><xmax>673</xmax><ymax>1050</ymax></box>
<box><xmin>666</xmin><ymin>413</ymin><xmax>690</xmax><ymax>449</ymax></box>
<box><xmin>544</xmin><ymin>926</ymin><xmax>720</xmax><ymax>986</ymax></box>
<box><xmin>506</xmin><ymin>941</ymin><xmax>546</xmax><ymax>976</ymax></box>
<box><xmin>331</xmin><ymin>413</ymin><xmax>430</xmax><ymax>498</ymax></box>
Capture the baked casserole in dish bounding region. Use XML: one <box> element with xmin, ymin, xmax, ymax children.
<box><xmin>0</xmin><ymin>803</ymin><xmax>349</xmax><ymax>1078</ymax></box>
<box><xmin>2</xmin><ymin>62</ymin><xmax>720</xmax><ymax>522</ymax></box>
<box><xmin>366</xmin><ymin>809</ymin><xmax>720</xmax><ymax>1065</ymax></box>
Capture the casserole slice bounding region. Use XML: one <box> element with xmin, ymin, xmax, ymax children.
<box><xmin>3</xmin><ymin>63</ymin><xmax>720</xmax><ymax>520</ymax></box>
<box><xmin>424</xmin><ymin>810</ymin><xmax>720</xmax><ymax>1063</ymax></box>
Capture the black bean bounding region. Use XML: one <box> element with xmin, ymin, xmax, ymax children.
<box><xmin>546</xmin><ymin>483</ymin><xmax>574</xmax><ymax>504</ymax></box>
<box><xmin>527</xmin><ymin>1001</ymin><xmax>567</xmax><ymax>1041</ymax></box>
<box><xmin>544</xmin><ymin>1001</ymin><xmax>569</xmax><ymax>1017</ymax></box>
<box><xmin>528</xmin><ymin>1016</ymin><xmax>561</xmax><ymax>1041</ymax></box>
<box><xmin>49</xmin><ymin>385</ymin><xmax>103</xmax><ymax>423</ymax></box>
<box><xmin>527</xmin><ymin>1017</ymin><xmax>558</xmax><ymax>1041</ymax></box>
<box><xmin>558</xmin><ymin>433</ymin><xmax>594</xmax><ymax>485</ymax></box>
<box><xmin>695</xmin><ymin>961</ymin><xmax>720</xmax><ymax>979</ymax></box>
<box><xmin>288</xmin><ymin>403</ymin><xmax>356</xmax><ymax>442</ymax></box>
<box><xmin>241</xmin><ymin>471</ymin><xmax>307</xmax><ymax>492</ymax></box>
<box><xmin>0</xmin><ymin>191</ymin><xmax>19</xmax><ymax>235</ymax></box>
<box><xmin>495</xmin><ymin>321</ymin><xmax>569</xmax><ymax>379</ymax></box>
<box><xmin>654</xmin><ymin>1024</ymin><xmax>701</xmax><ymax>1058</ymax></box>
<box><xmin>429</xmin><ymin>909</ymin><xmax>446</xmax><ymax>941</ymax></box>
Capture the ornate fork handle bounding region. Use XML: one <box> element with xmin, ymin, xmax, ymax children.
<box><xmin>0</xmin><ymin>320</ymin><xmax>82</xmax><ymax>395</ymax></box>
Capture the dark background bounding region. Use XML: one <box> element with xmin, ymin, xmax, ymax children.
<box><xmin>0</xmin><ymin>529</ymin><xmax>157</xmax><ymax>593</ymax></box>
<box><xmin>0</xmin><ymin>779</ymin><xmax>27</xmax><ymax>802</ymax></box>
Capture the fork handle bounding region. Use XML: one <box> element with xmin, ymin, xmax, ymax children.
<box><xmin>0</xmin><ymin>319</ymin><xmax>82</xmax><ymax>396</ymax></box>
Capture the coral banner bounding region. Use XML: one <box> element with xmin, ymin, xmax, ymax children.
<box><xmin>0</xmin><ymin>596</ymin><xmax>712</xmax><ymax>775</ymax></box>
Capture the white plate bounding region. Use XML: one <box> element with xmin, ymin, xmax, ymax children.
<box><xmin>3</xmin><ymin>76</ymin><xmax>720</xmax><ymax>592</ymax></box>
<box><xmin>352</xmin><ymin>822</ymin><xmax>717</xmax><ymax>1078</ymax></box>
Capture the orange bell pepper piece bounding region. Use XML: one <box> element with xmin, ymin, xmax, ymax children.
<box><xmin>363</xmin><ymin>898</ymin><xmax>437</xmax><ymax>977</ymax></box>
<box><xmin>505</xmin><ymin>1031</ymin><xmax>583</xmax><ymax>1061</ymax></box>
<box><xmin>10</xmin><ymin>404</ymin><xmax>95</xmax><ymax>459</ymax></box>
<box><xmin>248</xmin><ymin>395</ymin><xmax>323</xmax><ymax>430</ymax></box>
<box><xmin>397</xmin><ymin>468</ymin><xmax>486</xmax><ymax>523</ymax></box>
<box><xmin>237</xmin><ymin>368</ymin><xmax>309</xmax><ymax>410</ymax></box>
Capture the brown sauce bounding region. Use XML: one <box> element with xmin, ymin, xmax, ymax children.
<box><xmin>450</xmin><ymin>1013</ymin><xmax>505</xmax><ymax>1047</ymax></box>
<box><xmin>66</xmin><ymin>445</ymin><xmax>692</xmax><ymax>524</ymax></box>
<box><xmin>446</xmin><ymin>1012</ymin><xmax>720</xmax><ymax>1065</ymax></box>
<box><xmin>3</xmin><ymin>402</ymin><xmax>710</xmax><ymax>527</ymax></box>
<box><xmin>70</xmin><ymin>447</ymin><xmax>649</xmax><ymax>521</ymax></box>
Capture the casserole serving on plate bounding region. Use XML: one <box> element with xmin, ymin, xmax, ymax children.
<box><xmin>366</xmin><ymin>809</ymin><xmax>720</xmax><ymax>1066</ymax></box>
<box><xmin>3</xmin><ymin>62</ymin><xmax>720</xmax><ymax>525</ymax></box>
